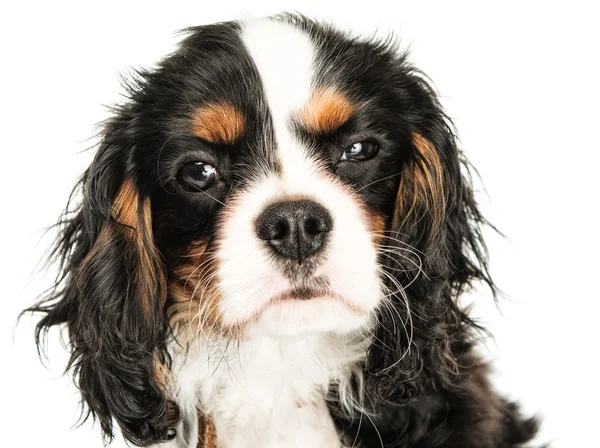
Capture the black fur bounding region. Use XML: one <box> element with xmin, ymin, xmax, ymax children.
<box><xmin>25</xmin><ymin>14</ymin><xmax>539</xmax><ymax>447</ymax></box>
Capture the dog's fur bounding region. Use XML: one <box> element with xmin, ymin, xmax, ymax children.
<box><xmin>26</xmin><ymin>14</ymin><xmax>539</xmax><ymax>448</ymax></box>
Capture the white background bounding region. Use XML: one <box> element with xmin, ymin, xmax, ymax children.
<box><xmin>1</xmin><ymin>1</ymin><xmax>598</xmax><ymax>447</ymax></box>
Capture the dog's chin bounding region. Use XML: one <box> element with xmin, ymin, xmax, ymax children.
<box><xmin>244</xmin><ymin>292</ymin><xmax>373</xmax><ymax>337</ymax></box>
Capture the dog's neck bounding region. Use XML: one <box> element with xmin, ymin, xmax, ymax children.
<box><xmin>172</xmin><ymin>332</ymin><xmax>367</xmax><ymax>448</ymax></box>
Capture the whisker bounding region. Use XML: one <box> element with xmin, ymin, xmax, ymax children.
<box><xmin>308</xmin><ymin>347</ymin><xmax>385</xmax><ymax>448</ymax></box>
<box><xmin>355</xmin><ymin>170</ymin><xmax>404</xmax><ymax>192</ymax></box>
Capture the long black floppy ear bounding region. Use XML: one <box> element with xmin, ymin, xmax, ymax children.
<box><xmin>26</xmin><ymin>113</ymin><xmax>180</xmax><ymax>446</ymax></box>
<box><xmin>365</xmin><ymin>71</ymin><xmax>496</xmax><ymax>403</ymax></box>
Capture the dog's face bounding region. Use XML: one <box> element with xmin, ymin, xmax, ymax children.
<box><xmin>30</xmin><ymin>15</ymin><xmax>491</xmax><ymax>446</ymax></box>
<box><xmin>149</xmin><ymin>19</ymin><xmax>421</xmax><ymax>337</ymax></box>
<box><xmin>160</xmin><ymin>20</ymin><xmax>407</xmax><ymax>337</ymax></box>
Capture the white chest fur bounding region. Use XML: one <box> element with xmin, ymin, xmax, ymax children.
<box><xmin>170</xmin><ymin>333</ymin><xmax>367</xmax><ymax>448</ymax></box>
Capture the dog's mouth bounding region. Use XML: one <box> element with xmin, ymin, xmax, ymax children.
<box><xmin>277</xmin><ymin>287</ymin><xmax>327</xmax><ymax>301</ymax></box>
<box><xmin>266</xmin><ymin>275</ymin><xmax>358</xmax><ymax>307</ymax></box>
<box><xmin>223</xmin><ymin>274</ymin><xmax>375</xmax><ymax>335</ymax></box>
<box><xmin>258</xmin><ymin>282</ymin><xmax>366</xmax><ymax>318</ymax></box>
<box><xmin>274</xmin><ymin>275</ymin><xmax>332</xmax><ymax>301</ymax></box>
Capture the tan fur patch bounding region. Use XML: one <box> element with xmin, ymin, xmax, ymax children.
<box><xmin>153</xmin><ymin>355</ymin><xmax>171</xmax><ymax>393</ymax></box>
<box><xmin>393</xmin><ymin>133</ymin><xmax>446</xmax><ymax>236</ymax></box>
<box><xmin>197</xmin><ymin>414</ymin><xmax>217</xmax><ymax>447</ymax></box>
<box><xmin>79</xmin><ymin>179</ymin><xmax>166</xmax><ymax>321</ymax></box>
<box><xmin>191</xmin><ymin>103</ymin><xmax>245</xmax><ymax>144</ymax></box>
<box><xmin>365</xmin><ymin>210</ymin><xmax>386</xmax><ymax>246</ymax></box>
<box><xmin>300</xmin><ymin>87</ymin><xmax>354</xmax><ymax>133</ymax></box>
<box><xmin>169</xmin><ymin>242</ymin><xmax>223</xmax><ymax>341</ymax></box>
<box><xmin>112</xmin><ymin>179</ymin><xmax>167</xmax><ymax>318</ymax></box>
<box><xmin>112</xmin><ymin>178</ymin><xmax>140</xmax><ymax>230</ymax></box>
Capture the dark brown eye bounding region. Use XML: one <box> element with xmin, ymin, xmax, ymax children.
<box><xmin>178</xmin><ymin>161</ymin><xmax>219</xmax><ymax>191</ymax></box>
<box><xmin>341</xmin><ymin>142</ymin><xmax>379</xmax><ymax>161</ymax></box>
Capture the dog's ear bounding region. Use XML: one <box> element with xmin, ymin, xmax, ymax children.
<box><xmin>366</xmin><ymin>73</ymin><xmax>495</xmax><ymax>403</ymax></box>
<box><xmin>392</xmin><ymin>132</ymin><xmax>447</xmax><ymax>253</ymax></box>
<box><xmin>27</xmin><ymin>114</ymin><xmax>180</xmax><ymax>446</ymax></box>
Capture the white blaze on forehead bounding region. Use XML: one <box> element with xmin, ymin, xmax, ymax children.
<box><xmin>241</xmin><ymin>18</ymin><xmax>314</xmax><ymax>120</ymax></box>
<box><xmin>241</xmin><ymin>18</ymin><xmax>318</xmax><ymax>183</ymax></box>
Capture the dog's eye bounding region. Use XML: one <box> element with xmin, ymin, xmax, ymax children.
<box><xmin>178</xmin><ymin>162</ymin><xmax>219</xmax><ymax>191</ymax></box>
<box><xmin>340</xmin><ymin>142</ymin><xmax>379</xmax><ymax>161</ymax></box>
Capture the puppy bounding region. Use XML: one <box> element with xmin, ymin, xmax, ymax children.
<box><xmin>27</xmin><ymin>13</ymin><xmax>539</xmax><ymax>448</ymax></box>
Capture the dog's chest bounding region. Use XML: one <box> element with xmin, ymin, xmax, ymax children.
<box><xmin>208</xmin><ymin>386</ymin><xmax>340</xmax><ymax>448</ymax></box>
<box><xmin>177</xmin><ymin>335</ymin><xmax>364</xmax><ymax>448</ymax></box>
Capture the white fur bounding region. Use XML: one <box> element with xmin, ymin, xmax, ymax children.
<box><xmin>165</xmin><ymin>333</ymin><xmax>368</xmax><ymax>448</ymax></box>
<box><xmin>164</xmin><ymin>18</ymin><xmax>382</xmax><ymax>447</ymax></box>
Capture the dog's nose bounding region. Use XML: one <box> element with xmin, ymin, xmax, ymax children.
<box><xmin>255</xmin><ymin>200</ymin><xmax>333</xmax><ymax>261</ymax></box>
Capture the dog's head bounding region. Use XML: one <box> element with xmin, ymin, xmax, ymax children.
<box><xmin>29</xmin><ymin>15</ymin><xmax>493</xmax><ymax>446</ymax></box>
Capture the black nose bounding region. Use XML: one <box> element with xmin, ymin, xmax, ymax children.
<box><xmin>255</xmin><ymin>200</ymin><xmax>333</xmax><ymax>261</ymax></box>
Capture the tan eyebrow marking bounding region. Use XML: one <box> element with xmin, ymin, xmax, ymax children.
<box><xmin>299</xmin><ymin>87</ymin><xmax>354</xmax><ymax>133</ymax></box>
<box><xmin>191</xmin><ymin>103</ymin><xmax>245</xmax><ymax>144</ymax></box>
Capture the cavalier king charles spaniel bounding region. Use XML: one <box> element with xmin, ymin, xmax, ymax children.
<box><xmin>27</xmin><ymin>13</ymin><xmax>539</xmax><ymax>448</ymax></box>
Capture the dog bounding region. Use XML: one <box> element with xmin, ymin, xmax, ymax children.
<box><xmin>27</xmin><ymin>13</ymin><xmax>539</xmax><ymax>448</ymax></box>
